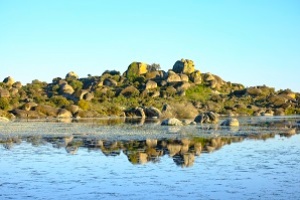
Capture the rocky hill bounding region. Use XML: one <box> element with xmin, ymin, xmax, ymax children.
<box><xmin>1</xmin><ymin>58</ymin><xmax>299</xmax><ymax>122</ymax></box>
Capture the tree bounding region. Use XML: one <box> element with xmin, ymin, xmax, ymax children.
<box><xmin>147</xmin><ymin>63</ymin><xmax>161</xmax><ymax>72</ymax></box>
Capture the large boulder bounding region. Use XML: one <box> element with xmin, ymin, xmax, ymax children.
<box><xmin>194</xmin><ymin>112</ymin><xmax>219</xmax><ymax>124</ymax></box>
<box><xmin>176</xmin><ymin>82</ymin><xmax>191</xmax><ymax>91</ymax></box>
<box><xmin>172</xmin><ymin>59</ymin><xmax>195</xmax><ymax>74</ymax></box>
<box><xmin>24</xmin><ymin>102</ymin><xmax>38</xmax><ymax>111</ymax></box>
<box><xmin>167</xmin><ymin>71</ymin><xmax>181</xmax><ymax>83</ymax></box>
<box><xmin>145</xmin><ymin>70</ymin><xmax>167</xmax><ymax>80</ymax></box>
<box><xmin>12</xmin><ymin>81</ymin><xmax>22</xmax><ymax>89</ymax></box>
<box><xmin>65</xmin><ymin>71</ymin><xmax>79</xmax><ymax>79</ymax></box>
<box><xmin>268</xmin><ymin>95</ymin><xmax>286</xmax><ymax>107</ymax></box>
<box><xmin>102</xmin><ymin>70</ymin><xmax>120</xmax><ymax>76</ymax></box>
<box><xmin>189</xmin><ymin>70</ymin><xmax>202</xmax><ymax>84</ymax></box>
<box><xmin>68</xmin><ymin>105</ymin><xmax>80</xmax><ymax>115</ymax></box>
<box><xmin>0</xmin><ymin>116</ymin><xmax>10</xmax><ymax>122</ymax></box>
<box><xmin>145</xmin><ymin>80</ymin><xmax>157</xmax><ymax>90</ymax></box>
<box><xmin>10</xmin><ymin>88</ymin><xmax>19</xmax><ymax>96</ymax></box>
<box><xmin>103</xmin><ymin>78</ymin><xmax>118</xmax><ymax>87</ymax></box>
<box><xmin>3</xmin><ymin>76</ymin><xmax>15</xmax><ymax>86</ymax></box>
<box><xmin>144</xmin><ymin>106</ymin><xmax>161</xmax><ymax>118</ymax></box>
<box><xmin>125</xmin><ymin>62</ymin><xmax>148</xmax><ymax>79</ymax></box>
<box><xmin>60</xmin><ymin>83</ymin><xmax>74</xmax><ymax>95</ymax></box>
<box><xmin>125</xmin><ymin>107</ymin><xmax>146</xmax><ymax>118</ymax></box>
<box><xmin>35</xmin><ymin>105</ymin><xmax>58</xmax><ymax>117</ymax></box>
<box><xmin>120</xmin><ymin>86</ymin><xmax>140</xmax><ymax>97</ymax></box>
<box><xmin>83</xmin><ymin>92</ymin><xmax>94</xmax><ymax>101</ymax></box>
<box><xmin>0</xmin><ymin>88</ymin><xmax>10</xmax><ymax>98</ymax></box>
<box><xmin>161</xmin><ymin>118</ymin><xmax>183</xmax><ymax>126</ymax></box>
<box><xmin>10</xmin><ymin>109</ymin><xmax>40</xmax><ymax>119</ymax></box>
<box><xmin>179</xmin><ymin>74</ymin><xmax>189</xmax><ymax>82</ymax></box>
<box><xmin>202</xmin><ymin>73</ymin><xmax>225</xmax><ymax>90</ymax></box>
<box><xmin>57</xmin><ymin>109</ymin><xmax>73</xmax><ymax>118</ymax></box>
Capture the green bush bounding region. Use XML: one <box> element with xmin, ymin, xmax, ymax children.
<box><xmin>285</xmin><ymin>107</ymin><xmax>300</xmax><ymax>115</ymax></box>
<box><xmin>186</xmin><ymin>84</ymin><xmax>212</xmax><ymax>102</ymax></box>
<box><xmin>78</xmin><ymin>99</ymin><xmax>90</xmax><ymax>110</ymax></box>
<box><xmin>0</xmin><ymin>97</ymin><xmax>10</xmax><ymax>110</ymax></box>
<box><xmin>68</xmin><ymin>79</ymin><xmax>83</xmax><ymax>91</ymax></box>
<box><xmin>50</xmin><ymin>96</ymin><xmax>71</xmax><ymax>107</ymax></box>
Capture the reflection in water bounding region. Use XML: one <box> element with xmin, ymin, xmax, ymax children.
<box><xmin>1</xmin><ymin>129</ymin><xmax>297</xmax><ymax>167</ymax></box>
<box><xmin>1</xmin><ymin>115</ymin><xmax>299</xmax><ymax>168</ymax></box>
<box><xmin>1</xmin><ymin>116</ymin><xmax>299</xmax><ymax>200</ymax></box>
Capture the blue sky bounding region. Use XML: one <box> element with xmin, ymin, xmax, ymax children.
<box><xmin>0</xmin><ymin>0</ymin><xmax>299</xmax><ymax>92</ymax></box>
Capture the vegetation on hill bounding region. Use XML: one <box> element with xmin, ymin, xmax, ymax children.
<box><xmin>1</xmin><ymin>59</ymin><xmax>299</xmax><ymax>120</ymax></box>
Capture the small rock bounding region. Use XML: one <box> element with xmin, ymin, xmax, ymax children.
<box><xmin>57</xmin><ymin>109</ymin><xmax>73</xmax><ymax>118</ymax></box>
<box><xmin>161</xmin><ymin>118</ymin><xmax>183</xmax><ymax>126</ymax></box>
<box><xmin>221</xmin><ymin>118</ymin><xmax>240</xmax><ymax>127</ymax></box>
<box><xmin>194</xmin><ymin>112</ymin><xmax>219</xmax><ymax>124</ymax></box>
<box><xmin>0</xmin><ymin>117</ymin><xmax>10</xmax><ymax>122</ymax></box>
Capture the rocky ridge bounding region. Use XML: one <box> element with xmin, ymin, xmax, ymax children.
<box><xmin>0</xmin><ymin>59</ymin><xmax>299</xmax><ymax>124</ymax></box>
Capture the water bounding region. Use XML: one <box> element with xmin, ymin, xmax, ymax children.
<box><xmin>0</xmin><ymin>116</ymin><xmax>300</xmax><ymax>200</ymax></box>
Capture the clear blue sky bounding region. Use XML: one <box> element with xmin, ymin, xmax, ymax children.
<box><xmin>0</xmin><ymin>0</ymin><xmax>299</xmax><ymax>92</ymax></box>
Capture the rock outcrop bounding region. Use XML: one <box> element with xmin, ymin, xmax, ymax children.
<box><xmin>1</xmin><ymin>58</ymin><xmax>300</xmax><ymax>120</ymax></box>
<box><xmin>125</xmin><ymin>62</ymin><xmax>148</xmax><ymax>79</ymax></box>
<box><xmin>66</xmin><ymin>71</ymin><xmax>79</xmax><ymax>79</ymax></box>
<box><xmin>3</xmin><ymin>76</ymin><xmax>15</xmax><ymax>86</ymax></box>
<box><xmin>172</xmin><ymin>59</ymin><xmax>195</xmax><ymax>74</ymax></box>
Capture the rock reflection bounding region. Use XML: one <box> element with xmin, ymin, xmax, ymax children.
<box><xmin>1</xmin><ymin>130</ymin><xmax>298</xmax><ymax>167</ymax></box>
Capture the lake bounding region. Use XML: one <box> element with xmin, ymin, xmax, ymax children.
<box><xmin>0</xmin><ymin>116</ymin><xmax>299</xmax><ymax>200</ymax></box>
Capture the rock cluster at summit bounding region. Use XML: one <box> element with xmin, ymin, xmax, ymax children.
<box><xmin>0</xmin><ymin>58</ymin><xmax>299</xmax><ymax>125</ymax></box>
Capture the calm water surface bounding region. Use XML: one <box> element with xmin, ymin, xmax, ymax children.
<box><xmin>0</xmin><ymin>116</ymin><xmax>299</xmax><ymax>200</ymax></box>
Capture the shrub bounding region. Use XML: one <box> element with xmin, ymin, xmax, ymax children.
<box><xmin>78</xmin><ymin>99</ymin><xmax>90</xmax><ymax>110</ymax></box>
<box><xmin>68</xmin><ymin>79</ymin><xmax>83</xmax><ymax>91</ymax></box>
<box><xmin>285</xmin><ymin>107</ymin><xmax>300</xmax><ymax>115</ymax></box>
<box><xmin>50</xmin><ymin>96</ymin><xmax>71</xmax><ymax>107</ymax></box>
<box><xmin>0</xmin><ymin>97</ymin><xmax>10</xmax><ymax>110</ymax></box>
<box><xmin>185</xmin><ymin>84</ymin><xmax>212</xmax><ymax>102</ymax></box>
<box><xmin>147</xmin><ymin>63</ymin><xmax>161</xmax><ymax>72</ymax></box>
